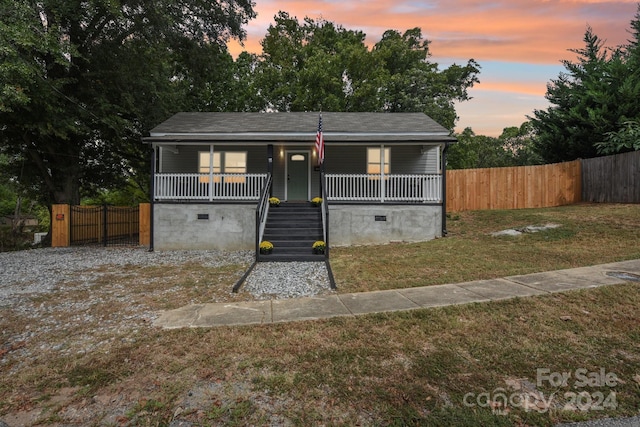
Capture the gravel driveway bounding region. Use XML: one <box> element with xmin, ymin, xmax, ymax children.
<box><xmin>0</xmin><ymin>246</ymin><xmax>333</xmax><ymax>426</ymax></box>
<box><xmin>0</xmin><ymin>247</ymin><xmax>252</xmax><ymax>299</ymax></box>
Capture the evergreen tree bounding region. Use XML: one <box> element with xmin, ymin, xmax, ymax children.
<box><xmin>530</xmin><ymin>27</ymin><xmax>609</xmax><ymax>162</ymax></box>
<box><xmin>532</xmin><ymin>6</ymin><xmax>640</xmax><ymax>161</ymax></box>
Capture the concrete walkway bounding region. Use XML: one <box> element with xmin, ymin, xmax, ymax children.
<box><xmin>153</xmin><ymin>259</ymin><xmax>640</xmax><ymax>329</ymax></box>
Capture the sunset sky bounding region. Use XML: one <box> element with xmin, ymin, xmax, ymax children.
<box><xmin>229</xmin><ymin>0</ymin><xmax>639</xmax><ymax>136</ymax></box>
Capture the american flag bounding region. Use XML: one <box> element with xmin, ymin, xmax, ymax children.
<box><xmin>315</xmin><ymin>114</ymin><xmax>324</xmax><ymax>165</ymax></box>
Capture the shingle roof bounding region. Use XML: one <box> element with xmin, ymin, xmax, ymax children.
<box><xmin>144</xmin><ymin>112</ymin><xmax>455</xmax><ymax>144</ymax></box>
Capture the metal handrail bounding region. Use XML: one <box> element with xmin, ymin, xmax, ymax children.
<box><xmin>320</xmin><ymin>171</ymin><xmax>336</xmax><ymax>289</ymax></box>
<box><xmin>321</xmin><ymin>171</ymin><xmax>329</xmax><ymax>259</ymax></box>
<box><xmin>255</xmin><ymin>173</ymin><xmax>273</xmax><ymax>259</ymax></box>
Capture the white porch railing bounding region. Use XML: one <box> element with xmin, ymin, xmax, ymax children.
<box><xmin>324</xmin><ymin>174</ymin><xmax>442</xmax><ymax>203</ymax></box>
<box><xmin>154</xmin><ymin>173</ymin><xmax>268</xmax><ymax>201</ymax></box>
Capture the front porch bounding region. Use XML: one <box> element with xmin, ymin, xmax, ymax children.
<box><xmin>153</xmin><ymin>173</ymin><xmax>443</xmax><ymax>204</ymax></box>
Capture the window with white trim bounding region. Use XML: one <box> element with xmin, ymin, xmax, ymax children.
<box><xmin>198</xmin><ymin>151</ymin><xmax>247</xmax><ymax>183</ymax></box>
<box><xmin>367</xmin><ymin>147</ymin><xmax>390</xmax><ymax>175</ymax></box>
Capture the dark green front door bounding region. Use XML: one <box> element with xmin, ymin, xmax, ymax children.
<box><xmin>287</xmin><ymin>152</ymin><xmax>309</xmax><ymax>201</ymax></box>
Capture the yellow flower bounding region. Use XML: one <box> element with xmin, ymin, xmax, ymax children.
<box><xmin>312</xmin><ymin>241</ymin><xmax>326</xmax><ymax>250</ymax></box>
<box><xmin>260</xmin><ymin>241</ymin><xmax>274</xmax><ymax>251</ymax></box>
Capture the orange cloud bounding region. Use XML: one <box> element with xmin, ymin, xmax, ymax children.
<box><xmin>229</xmin><ymin>0</ymin><xmax>637</xmax><ymax>64</ymax></box>
<box><xmin>474</xmin><ymin>80</ymin><xmax>548</xmax><ymax>97</ymax></box>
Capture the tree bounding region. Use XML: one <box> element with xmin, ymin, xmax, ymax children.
<box><xmin>530</xmin><ymin>27</ymin><xmax>610</xmax><ymax>162</ymax></box>
<box><xmin>253</xmin><ymin>13</ymin><xmax>480</xmax><ymax>130</ymax></box>
<box><xmin>531</xmin><ymin>6</ymin><xmax>640</xmax><ymax>161</ymax></box>
<box><xmin>374</xmin><ymin>28</ymin><xmax>480</xmax><ymax>129</ymax></box>
<box><xmin>448</xmin><ymin>128</ymin><xmax>514</xmax><ymax>169</ymax></box>
<box><xmin>0</xmin><ymin>155</ymin><xmax>17</xmax><ymax>218</ymax></box>
<box><xmin>0</xmin><ymin>153</ymin><xmax>48</xmax><ymax>235</ymax></box>
<box><xmin>256</xmin><ymin>12</ymin><xmax>382</xmax><ymax>112</ymax></box>
<box><xmin>500</xmin><ymin>122</ymin><xmax>543</xmax><ymax>166</ymax></box>
<box><xmin>593</xmin><ymin>7</ymin><xmax>640</xmax><ymax>155</ymax></box>
<box><xmin>597</xmin><ymin>120</ymin><xmax>640</xmax><ymax>154</ymax></box>
<box><xmin>0</xmin><ymin>0</ymin><xmax>256</xmax><ymax>208</ymax></box>
<box><xmin>448</xmin><ymin>122</ymin><xmax>542</xmax><ymax>169</ymax></box>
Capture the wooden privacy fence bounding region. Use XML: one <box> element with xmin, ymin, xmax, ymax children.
<box><xmin>582</xmin><ymin>150</ymin><xmax>640</xmax><ymax>203</ymax></box>
<box><xmin>52</xmin><ymin>203</ymin><xmax>150</xmax><ymax>248</ymax></box>
<box><xmin>446</xmin><ymin>160</ymin><xmax>582</xmax><ymax>212</ymax></box>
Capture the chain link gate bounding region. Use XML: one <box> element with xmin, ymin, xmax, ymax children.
<box><xmin>70</xmin><ymin>205</ymin><xmax>140</xmax><ymax>246</ymax></box>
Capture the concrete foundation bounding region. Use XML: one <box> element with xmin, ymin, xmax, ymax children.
<box><xmin>153</xmin><ymin>203</ymin><xmax>255</xmax><ymax>251</ymax></box>
<box><xmin>328</xmin><ymin>204</ymin><xmax>442</xmax><ymax>246</ymax></box>
<box><xmin>153</xmin><ymin>203</ymin><xmax>442</xmax><ymax>251</ymax></box>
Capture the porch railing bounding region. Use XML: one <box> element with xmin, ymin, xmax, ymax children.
<box><xmin>324</xmin><ymin>173</ymin><xmax>442</xmax><ymax>203</ymax></box>
<box><xmin>154</xmin><ymin>173</ymin><xmax>268</xmax><ymax>201</ymax></box>
<box><xmin>154</xmin><ymin>173</ymin><xmax>441</xmax><ymax>203</ymax></box>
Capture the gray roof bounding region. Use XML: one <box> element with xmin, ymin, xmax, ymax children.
<box><xmin>144</xmin><ymin>112</ymin><xmax>455</xmax><ymax>145</ymax></box>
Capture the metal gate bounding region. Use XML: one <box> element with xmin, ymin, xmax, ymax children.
<box><xmin>70</xmin><ymin>205</ymin><xmax>140</xmax><ymax>246</ymax></box>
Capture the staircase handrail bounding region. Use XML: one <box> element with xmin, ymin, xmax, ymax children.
<box><xmin>321</xmin><ymin>171</ymin><xmax>329</xmax><ymax>259</ymax></box>
<box><xmin>255</xmin><ymin>173</ymin><xmax>273</xmax><ymax>259</ymax></box>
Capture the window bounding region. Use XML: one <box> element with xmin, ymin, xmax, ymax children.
<box><xmin>199</xmin><ymin>152</ymin><xmax>221</xmax><ymax>174</ymax></box>
<box><xmin>367</xmin><ymin>147</ymin><xmax>390</xmax><ymax>175</ymax></box>
<box><xmin>199</xmin><ymin>151</ymin><xmax>247</xmax><ymax>183</ymax></box>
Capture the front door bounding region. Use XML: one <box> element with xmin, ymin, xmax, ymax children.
<box><xmin>286</xmin><ymin>152</ymin><xmax>309</xmax><ymax>201</ymax></box>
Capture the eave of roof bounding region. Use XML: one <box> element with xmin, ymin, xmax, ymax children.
<box><xmin>144</xmin><ymin>134</ymin><xmax>455</xmax><ymax>144</ymax></box>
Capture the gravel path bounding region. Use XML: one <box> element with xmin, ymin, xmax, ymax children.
<box><xmin>243</xmin><ymin>261</ymin><xmax>333</xmax><ymax>299</ymax></box>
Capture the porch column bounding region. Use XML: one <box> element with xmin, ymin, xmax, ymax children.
<box><xmin>208</xmin><ymin>144</ymin><xmax>214</xmax><ymax>202</ymax></box>
<box><xmin>149</xmin><ymin>145</ymin><xmax>155</xmax><ymax>251</ymax></box>
<box><xmin>267</xmin><ymin>145</ymin><xmax>273</xmax><ymax>197</ymax></box>
<box><xmin>319</xmin><ymin>160</ymin><xmax>325</xmax><ymax>199</ymax></box>
<box><xmin>441</xmin><ymin>143</ymin><xmax>449</xmax><ymax>236</ymax></box>
<box><xmin>380</xmin><ymin>144</ymin><xmax>386</xmax><ymax>203</ymax></box>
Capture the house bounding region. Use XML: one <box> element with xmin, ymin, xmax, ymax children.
<box><xmin>143</xmin><ymin>112</ymin><xmax>455</xmax><ymax>255</ymax></box>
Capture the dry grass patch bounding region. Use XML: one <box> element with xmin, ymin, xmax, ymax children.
<box><xmin>2</xmin><ymin>283</ymin><xmax>640</xmax><ymax>425</ymax></box>
<box><xmin>83</xmin><ymin>261</ymin><xmax>252</xmax><ymax>309</ymax></box>
<box><xmin>331</xmin><ymin>203</ymin><xmax>640</xmax><ymax>293</ymax></box>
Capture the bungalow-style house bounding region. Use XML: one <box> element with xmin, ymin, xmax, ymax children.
<box><xmin>143</xmin><ymin>112</ymin><xmax>455</xmax><ymax>259</ymax></box>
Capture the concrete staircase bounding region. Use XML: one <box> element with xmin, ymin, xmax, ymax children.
<box><xmin>259</xmin><ymin>202</ymin><xmax>325</xmax><ymax>262</ymax></box>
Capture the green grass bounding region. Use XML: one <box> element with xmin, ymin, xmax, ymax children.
<box><xmin>331</xmin><ymin>203</ymin><xmax>640</xmax><ymax>293</ymax></box>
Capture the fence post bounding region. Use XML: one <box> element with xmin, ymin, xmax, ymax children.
<box><xmin>51</xmin><ymin>204</ymin><xmax>70</xmax><ymax>247</ymax></box>
<box><xmin>139</xmin><ymin>203</ymin><xmax>151</xmax><ymax>246</ymax></box>
<box><xmin>103</xmin><ymin>205</ymin><xmax>108</xmax><ymax>246</ymax></box>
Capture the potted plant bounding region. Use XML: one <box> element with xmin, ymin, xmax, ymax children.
<box><xmin>312</xmin><ymin>240</ymin><xmax>326</xmax><ymax>254</ymax></box>
<box><xmin>311</xmin><ymin>197</ymin><xmax>322</xmax><ymax>207</ymax></box>
<box><xmin>269</xmin><ymin>197</ymin><xmax>280</xmax><ymax>207</ymax></box>
<box><xmin>260</xmin><ymin>241</ymin><xmax>274</xmax><ymax>254</ymax></box>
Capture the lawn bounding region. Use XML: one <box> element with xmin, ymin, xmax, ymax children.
<box><xmin>1</xmin><ymin>203</ymin><xmax>639</xmax><ymax>426</ymax></box>
<box><xmin>331</xmin><ymin>203</ymin><xmax>640</xmax><ymax>293</ymax></box>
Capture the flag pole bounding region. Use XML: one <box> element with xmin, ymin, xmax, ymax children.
<box><xmin>315</xmin><ymin>111</ymin><xmax>324</xmax><ymax>196</ymax></box>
